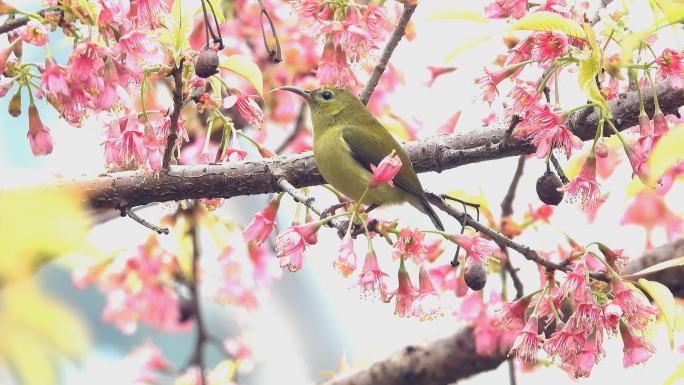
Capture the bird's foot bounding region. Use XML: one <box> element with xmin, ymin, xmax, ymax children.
<box><xmin>321</xmin><ymin>201</ymin><xmax>352</xmax><ymax>219</ymax></box>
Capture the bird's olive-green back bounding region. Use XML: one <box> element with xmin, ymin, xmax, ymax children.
<box><xmin>307</xmin><ymin>87</ymin><xmax>426</xmax><ymax>201</ymax></box>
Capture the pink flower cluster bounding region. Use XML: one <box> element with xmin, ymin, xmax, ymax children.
<box><xmin>72</xmin><ymin>236</ymin><xmax>192</xmax><ymax>334</ymax></box>
<box><xmin>290</xmin><ymin>0</ymin><xmax>395</xmax><ymax>89</ymax></box>
<box><xmin>497</xmin><ymin>256</ymin><xmax>658</xmax><ymax>377</ymax></box>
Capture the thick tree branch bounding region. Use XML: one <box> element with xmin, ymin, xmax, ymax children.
<box><xmin>56</xmin><ymin>82</ymin><xmax>682</xmax><ymax>210</ymax></box>
<box><xmin>322</xmin><ymin>326</ymin><xmax>506</xmax><ymax>385</ymax></box>
<box><xmin>322</xmin><ymin>238</ymin><xmax>684</xmax><ymax>385</ymax></box>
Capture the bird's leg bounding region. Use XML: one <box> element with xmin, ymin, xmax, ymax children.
<box><xmin>321</xmin><ymin>201</ymin><xmax>352</xmax><ymax>219</ymax></box>
<box><xmin>450</xmin><ymin>200</ymin><xmax>470</xmax><ymax>268</ymax></box>
<box><xmin>364</xmin><ymin>203</ymin><xmax>379</xmax><ymax>213</ymax></box>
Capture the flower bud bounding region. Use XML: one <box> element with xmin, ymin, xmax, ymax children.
<box><xmin>27</xmin><ymin>104</ymin><xmax>53</xmax><ymax>156</ymax></box>
<box><xmin>595</xmin><ymin>139</ymin><xmax>608</xmax><ymax>158</ymax></box>
<box><xmin>195</xmin><ymin>49</ymin><xmax>219</xmax><ymax>78</ymax></box>
<box><xmin>8</xmin><ymin>87</ymin><xmax>21</xmax><ymax>117</ymax></box>
<box><xmin>536</xmin><ymin>171</ymin><xmax>564</xmax><ymax>206</ymax></box>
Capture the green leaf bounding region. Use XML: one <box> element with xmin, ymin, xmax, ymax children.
<box><xmin>577</xmin><ymin>22</ymin><xmax>609</xmax><ymax>116</ymax></box>
<box><xmin>624</xmin><ymin>256</ymin><xmax>684</xmax><ymax>278</ymax></box>
<box><xmin>169</xmin><ymin>0</ymin><xmax>192</xmax><ymax>64</ymax></box>
<box><xmin>444</xmin><ymin>35</ymin><xmax>491</xmax><ymax>62</ymax></box>
<box><xmin>637</xmin><ymin>278</ymin><xmax>677</xmax><ymax>349</ymax></box>
<box><xmin>196</xmin><ymin>0</ymin><xmax>225</xmax><ymax>24</ymax></box>
<box><xmin>648</xmin><ymin>124</ymin><xmax>684</xmax><ymax>185</ymax></box>
<box><xmin>219</xmin><ymin>55</ymin><xmax>264</xmax><ymax>97</ymax></box>
<box><xmin>426</xmin><ymin>9</ymin><xmax>488</xmax><ymax>23</ymax></box>
<box><xmin>509</xmin><ymin>11</ymin><xmax>585</xmax><ymax>38</ymax></box>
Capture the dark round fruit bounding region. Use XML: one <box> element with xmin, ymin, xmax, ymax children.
<box><xmin>464</xmin><ymin>262</ymin><xmax>487</xmax><ymax>291</ymax></box>
<box><xmin>195</xmin><ymin>49</ymin><xmax>219</xmax><ymax>78</ymax></box>
<box><xmin>536</xmin><ymin>171</ymin><xmax>564</xmax><ymax>206</ymax></box>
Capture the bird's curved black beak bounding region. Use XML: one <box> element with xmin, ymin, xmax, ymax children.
<box><xmin>272</xmin><ymin>86</ymin><xmax>312</xmax><ymax>102</ymax></box>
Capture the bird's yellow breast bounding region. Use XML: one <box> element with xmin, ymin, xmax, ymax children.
<box><xmin>313</xmin><ymin>127</ymin><xmax>410</xmax><ymax>206</ymax></box>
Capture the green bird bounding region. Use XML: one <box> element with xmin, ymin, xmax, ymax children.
<box><xmin>278</xmin><ymin>86</ymin><xmax>444</xmax><ymax>231</ymax></box>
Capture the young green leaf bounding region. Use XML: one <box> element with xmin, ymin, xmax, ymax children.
<box><xmin>647</xmin><ymin>124</ymin><xmax>684</xmax><ymax>186</ymax></box>
<box><xmin>509</xmin><ymin>11</ymin><xmax>584</xmax><ymax>38</ymax></box>
<box><xmin>637</xmin><ymin>278</ymin><xmax>677</xmax><ymax>349</ymax></box>
<box><xmin>219</xmin><ymin>55</ymin><xmax>264</xmax><ymax>98</ymax></box>
<box><xmin>623</xmin><ymin>256</ymin><xmax>684</xmax><ymax>278</ymax></box>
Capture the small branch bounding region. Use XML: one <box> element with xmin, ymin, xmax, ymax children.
<box><xmin>276</xmin><ymin>178</ymin><xmax>348</xmax><ymax>235</ymax></box>
<box><xmin>256</xmin><ymin>0</ymin><xmax>282</xmax><ymax>63</ymax></box>
<box><xmin>188</xmin><ymin>207</ymin><xmax>207</xmax><ymax>385</ymax></box>
<box><xmin>500</xmin><ymin>156</ymin><xmax>526</xmax><ymax>217</ymax></box>
<box><xmin>427</xmin><ymin>193</ymin><xmax>608</xmax><ymax>282</ymax></box>
<box><xmin>275</xmin><ymin>103</ymin><xmax>307</xmax><ymax>154</ymax></box>
<box><xmin>589</xmin><ymin>0</ymin><xmax>614</xmax><ymax>26</ymax></box>
<box><xmin>162</xmin><ymin>61</ymin><xmax>185</xmax><ymax>169</ymax></box>
<box><xmin>507</xmin><ymin>359</ymin><xmax>517</xmax><ymax>385</ymax></box>
<box><xmin>359</xmin><ymin>3</ymin><xmax>417</xmax><ymax>105</ymax></box>
<box><xmin>121</xmin><ymin>207</ymin><xmax>169</xmax><ymax>234</ymax></box>
<box><xmin>0</xmin><ymin>7</ymin><xmax>62</xmax><ymax>35</ymax></box>
<box><xmin>549</xmin><ymin>154</ymin><xmax>569</xmax><ymax>184</ymax></box>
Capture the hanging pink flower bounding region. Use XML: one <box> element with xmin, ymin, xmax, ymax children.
<box><xmin>561</xmin><ymin>152</ymin><xmax>602</xmax><ymax>209</ymax></box>
<box><xmin>389</xmin><ymin>257</ymin><xmax>418</xmax><ymax>318</ymax></box>
<box><xmin>510</xmin><ymin>315</ymin><xmax>541</xmax><ymax>363</ymax></box>
<box><xmin>393</xmin><ymin>228</ymin><xmax>428</xmax><ymax>264</ymax></box>
<box><xmin>610</xmin><ymin>279</ymin><xmax>657</xmax><ymax>332</ymax></box>
<box><xmin>411</xmin><ymin>264</ymin><xmax>442</xmax><ymax>319</ymax></box>
<box><xmin>656</xmin><ymin>48</ymin><xmax>684</xmax><ymax>89</ymax></box>
<box><xmin>449</xmin><ymin>233</ymin><xmax>497</xmax><ymax>265</ymax></box>
<box><xmin>369</xmin><ymin>152</ymin><xmax>402</xmax><ymax>187</ymax></box>
<box><xmin>531</xmin><ymin>31</ymin><xmax>568</xmax><ymax>68</ymax></box>
<box><xmin>496</xmin><ymin>296</ymin><xmax>531</xmax><ymax>330</ymax></box>
<box><xmin>484</xmin><ymin>0</ymin><xmax>528</xmax><ymax>19</ymax></box>
<box><xmin>333</xmin><ymin>232</ymin><xmax>357</xmax><ymax>277</ymax></box>
<box><xmin>243</xmin><ymin>196</ymin><xmax>282</xmax><ymax>246</ymax></box>
<box><xmin>27</xmin><ymin>104</ymin><xmax>53</xmax><ymax>156</ymax></box>
<box><xmin>620</xmin><ymin>323</ymin><xmax>655</xmax><ymax>368</ymax></box>
<box><xmin>357</xmin><ymin>250</ymin><xmax>389</xmax><ymax>301</ymax></box>
<box><xmin>274</xmin><ymin>222</ymin><xmax>321</xmax><ymax>272</ymax></box>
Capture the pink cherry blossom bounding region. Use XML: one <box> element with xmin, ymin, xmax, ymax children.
<box><xmin>18</xmin><ymin>20</ymin><xmax>48</xmax><ymax>46</ymax></box>
<box><xmin>544</xmin><ymin>322</ymin><xmax>583</xmax><ymax>363</ymax></box>
<box><xmin>243</xmin><ymin>195</ymin><xmax>282</xmax><ymax>245</ymax></box>
<box><xmin>510</xmin><ymin>316</ymin><xmax>541</xmax><ymax>363</ymax></box>
<box><xmin>475</xmin><ymin>66</ymin><xmax>516</xmax><ymax>105</ymax></box>
<box><xmin>449</xmin><ymin>233</ymin><xmax>498</xmax><ymax>265</ymax></box>
<box><xmin>656</xmin><ymin>48</ymin><xmax>684</xmax><ymax>89</ymax></box>
<box><xmin>620</xmin><ymin>323</ymin><xmax>655</xmax><ymax>368</ymax></box>
<box><xmin>274</xmin><ymin>223</ymin><xmax>321</xmax><ymax>272</ymax></box>
<box><xmin>389</xmin><ymin>257</ymin><xmax>418</xmax><ymax>318</ymax></box>
<box><xmin>561</xmin><ymin>152</ymin><xmax>602</xmax><ymax>209</ymax></box>
<box><xmin>602</xmin><ymin>303</ymin><xmax>623</xmax><ymax>334</ymax></box>
<box><xmin>515</xmin><ymin>105</ymin><xmax>581</xmax><ymax>159</ymax></box>
<box><xmin>496</xmin><ymin>296</ymin><xmax>531</xmax><ymax>330</ymax></box>
<box><xmin>334</xmin><ymin>232</ymin><xmax>357</xmax><ymax>277</ymax></box>
<box><xmin>485</xmin><ymin>0</ymin><xmax>528</xmax><ymax>19</ymax></box>
<box><xmin>531</xmin><ymin>32</ymin><xmax>568</xmax><ymax>68</ymax></box>
<box><xmin>27</xmin><ymin>104</ymin><xmax>53</xmax><ymax>156</ymax></box>
<box><xmin>370</xmin><ymin>152</ymin><xmax>402</xmax><ymax>187</ymax></box>
<box><xmin>357</xmin><ymin>250</ymin><xmax>389</xmax><ymax>301</ymax></box>
<box><xmin>621</xmin><ymin>190</ymin><xmax>683</xmax><ymax>248</ymax></box>
<box><xmin>559</xmin><ymin>262</ymin><xmax>587</xmax><ymax>304</ymax></box>
<box><xmin>393</xmin><ymin>228</ymin><xmax>428</xmax><ymax>264</ymax></box>
<box><xmin>507</xmin><ymin>80</ymin><xmax>541</xmax><ymax>117</ymax></box>
<box><xmin>610</xmin><ymin>279</ymin><xmax>657</xmax><ymax>332</ymax></box>
<box><xmin>411</xmin><ymin>264</ymin><xmax>442</xmax><ymax>320</ymax></box>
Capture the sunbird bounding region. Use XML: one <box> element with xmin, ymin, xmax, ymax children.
<box><xmin>278</xmin><ymin>86</ymin><xmax>445</xmax><ymax>231</ymax></box>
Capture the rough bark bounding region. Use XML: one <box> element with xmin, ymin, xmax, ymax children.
<box><xmin>51</xmin><ymin>82</ymin><xmax>681</xmax><ymax>210</ymax></box>
<box><xmin>321</xmin><ymin>238</ymin><xmax>684</xmax><ymax>385</ymax></box>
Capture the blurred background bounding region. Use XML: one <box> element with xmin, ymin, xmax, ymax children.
<box><xmin>1</xmin><ymin>0</ymin><xmax>684</xmax><ymax>384</ymax></box>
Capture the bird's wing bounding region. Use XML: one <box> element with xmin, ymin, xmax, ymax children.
<box><xmin>340</xmin><ymin>124</ymin><xmax>426</xmax><ymax>199</ymax></box>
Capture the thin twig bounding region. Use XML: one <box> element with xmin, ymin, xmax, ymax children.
<box><xmin>507</xmin><ymin>359</ymin><xmax>518</xmax><ymax>385</ymax></box>
<box><xmin>500</xmin><ymin>156</ymin><xmax>526</xmax><ymax>217</ymax></box>
<box><xmin>275</xmin><ymin>103</ymin><xmax>307</xmax><ymax>154</ymax></box>
<box><xmin>162</xmin><ymin>61</ymin><xmax>185</xmax><ymax>169</ymax></box>
<box><xmin>426</xmin><ymin>193</ymin><xmax>609</xmax><ymax>282</ymax></box>
<box><xmin>549</xmin><ymin>153</ymin><xmax>569</xmax><ymax>184</ymax></box>
<box><xmin>359</xmin><ymin>3</ymin><xmax>417</xmax><ymax>105</ymax></box>
<box><xmin>121</xmin><ymin>207</ymin><xmax>169</xmax><ymax>234</ymax></box>
<box><xmin>0</xmin><ymin>7</ymin><xmax>62</xmax><ymax>35</ymax></box>
<box><xmin>256</xmin><ymin>0</ymin><xmax>282</xmax><ymax>63</ymax></box>
<box><xmin>589</xmin><ymin>0</ymin><xmax>614</xmax><ymax>26</ymax></box>
<box><xmin>188</xmin><ymin>207</ymin><xmax>207</xmax><ymax>385</ymax></box>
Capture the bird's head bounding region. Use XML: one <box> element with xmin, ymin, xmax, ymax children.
<box><xmin>275</xmin><ymin>86</ymin><xmax>362</xmax><ymax>126</ymax></box>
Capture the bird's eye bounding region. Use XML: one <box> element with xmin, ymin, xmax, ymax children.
<box><xmin>321</xmin><ymin>90</ymin><xmax>333</xmax><ymax>100</ymax></box>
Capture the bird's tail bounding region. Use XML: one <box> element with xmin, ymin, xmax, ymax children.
<box><xmin>417</xmin><ymin>197</ymin><xmax>444</xmax><ymax>231</ymax></box>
